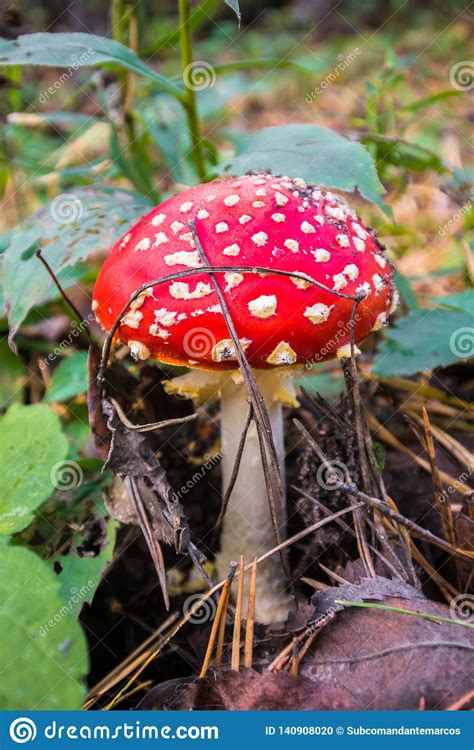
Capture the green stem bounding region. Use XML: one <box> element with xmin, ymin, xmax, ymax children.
<box><xmin>179</xmin><ymin>0</ymin><xmax>206</xmax><ymax>181</ymax></box>
<box><xmin>335</xmin><ymin>600</ymin><xmax>474</xmax><ymax>629</ymax></box>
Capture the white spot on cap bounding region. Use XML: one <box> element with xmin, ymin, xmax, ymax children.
<box><xmin>197</xmin><ymin>209</ymin><xmax>209</xmax><ymax>219</ymax></box>
<box><xmin>151</xmin><ymin>213</ymin><xmax>166</xmax><ymax>226</ymax></box>
<box><xmin>325</xmin><ymin>205</ymin><xmax>346</xmax><ymax>221</ymax></box>
<box><xmin>171</xmin><ymin>220</ymin><xmax>185</xmax><ymax>234</ymax></box>
<box><xmin>374</xmin><ymin>254</ymin><xmax>387</xmax><ymax>268</ymax></box>
<box><xmin>389</xmin><ymin>288</ymin><xmax>400</xmax><ymax>314</ymax></box>
<box><xmin>224</xmin><ymin>194</ymin><xmax>240</xmax><ymax>206</ymax></box>
<box><xmin>92</xmin><ymin>299</ymin><xmax>99</xmax><ymax>311</ymax></box>
<box><xmin>212</xmin><ymin>338</ymin><xmax>251</xmax><ymax>362</ymax></box>
<box><xmin>291</xmin><ymin>273</ymin><xmax>311</xmax><ymax>289</ymax></box>
<box><xmin>333</xmin><ymin>273</ymin><xmax>348</xmax><ymax>291</ymax></box>
<box><xmin>252</xmin><ymin>201</ymin><xmax>265</xmax><ymax>208</ymax></box>
<box><xmin>206</xmin><ymin>194</ymin><xmax>216</xmax><ymax>202</ymax></box>
<box><xmin>169</xmin><ymin>281</ymin><xmax>213</xmax><ymax>299</ymax></box>
<box><xmin>301</xmin><ymin>221</ymin><xmax>316</xmax><ymax>235</ymax></box>
<box><xmin>356</xmin><ymin>282</ymin><xmax>371</xmax><ymax>297</ymax></box>
<box><xmin>284</xmin><ymin>239</ymin><xmax>299</xmax><ymax>253</ymax></box>
<box><xmin>275</xmin><ymin>192</ymin><xmax>288</xmax><ymax>206</ymax></box>
<box><xmin>352</xmin><ymin>223</ymin><xmax>369</xmax><ymax>240</ymax></box>
<box><xmin>178</xmin><ymin>232</ymin><xmax>194</xmax><ymax>243</ymax></box>
<box><xmin>224</xmin><ymin>272</ymin><xmax>244</xmax><ymax>291</ymax></box>
<box><xmin>248</xmin><ymin>294</ymin><xmax>277</xmax><ymax>318</ymax></box>
<box><xmin>135</xmin><ymin>237</ymin><xmax>151</xmax><ymax>251</ymax></box>
<box><xmin>343</xmin><ymin>263</ymin><xmax>359</xmax><ymax>281</ymax></box>
<box><xmin>251</xmin><ymin>231</ymin><xmax>268</xmax><ymax>247</ymax></box>
<box><xmin>271</xmin><ymin>213</ymin><xmax>286</xmax><ymax>223</ymax></box>
<box><xmin>255</xmin><ymin>188</ymin><xmax>267</xmax><ymax>197</ymax></box>
<box><xmin>239</xmin><ymin>215</ymin><xmax>252</xmax><ymax>224</ymax></box>
<box><xmin>164</xmin><ymin>250</ymin><xmax>201</xmax><ymax>268</ymax></box>
<box><xmin>207</xmin><ymin>304</ymin><xmax>223</xmax><ymax>313</ymax></box>
<box><xmin>314</xmin><ymin>215</ymin><xmax>325</xmax><ymax>226</ymax></box>
<box><xmin>372</xmin><ymin>312</ymin><xmax>388</xmax><ymax>331</ymax></box>
<box><xmin>149</xmin><ymin>325</ymin><xmax>171</xmax><ymax>339</ymax></box>
<box><xmin>119</xmin><ymin>233</ymin><xmax>131</xmax><ymax>249</ymax></box>
<box><xmin>121</xmin><ymin>309</ymin><xmax>143</xmax><ymax>329</ymax></box>
<box><xmin>180</xmin><ymin>201</ymin><xmax>193</xmax><ymax>213</ymax></box>
<box><xmin>373</xmin><ymin>273</ymin><xmax>386</xmax><ymax>293</ymax></box>
<box><xmin>336</xmin><ymin>234</ymin><xmax>350</xmax><ymax>248</ymax></box>
<box><xmin>304</xmin><ymin>303</ymin><xmax>333</xmax><ymax>325</ymax></box>
<box><xmin>152</xmin><ymin>232</ymin><xmax>169</xmax><ymax>248</ymax></box>
<box><xmin>154</xmin><ymin>308</ymin><xmax>179</xmax><ymax>327</ymax></box>
<box><xmin>353</xmin><ymin>237</ymin><xmax>366</xmax><ymax>253</ymax></box>
<box><xmin>128</xmin><ymin>341</ymin><xmax>150</xmax><ymax>360</ymax></box>
<box><xmin>312</xmin><ymin>248</ymin><xmax>330</xmax><ymax>262</ymax></box>
<box><xmin>337</xmin><ymin>343</ymin><xmax>361</xmax><ymax>359</ymax></box>
<box><xmin>215</xmin><ymin>222</ymin><xmax>229</xmax><ymax>233</ymax></box>
<box><xmin>252</xmin><ymin>177</ymin><xmax>267</xmax><ymax>185</ymax></box>
<box><xmin>223</xmin><ymin>243</ymin><xmax>240</xmax><ymax>256</ymax></box>
<box><xmin>266</xmin><ymin>341</ymin><xmax>297</xmax><ymax>366</ymax></box>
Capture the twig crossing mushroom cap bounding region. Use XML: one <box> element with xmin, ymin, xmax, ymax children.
<box><xmin>93</xmin><ymin>173</ymin><xmax>397</xmax><ymax>369</ymax></box>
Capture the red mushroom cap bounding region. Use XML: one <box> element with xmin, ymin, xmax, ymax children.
<box><xmin>92</xmin><ymin>173</ymin><xmax>397</xmax><ymax>370</ymax></box>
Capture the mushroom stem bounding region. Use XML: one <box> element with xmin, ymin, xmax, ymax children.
<box><xmin>216</xmin><ymin>370</ymin><xmax>294</xmax><ymax>624</ymax></box>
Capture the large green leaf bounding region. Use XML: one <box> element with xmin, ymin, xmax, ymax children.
<box><xmin>0</xmin><ymin>542</ymin><xmax>87</xmax><ymax>709</ymax></box>
<box><xmin>0</xmin><ymin>32</ymin><xmax>182</xmax><ymax>98</ymax></box>
<box><xmin>0</xmin><ymin>403</ymin><xmax>68</xmax><ymax>534</ymax></box>
<box><xmin>373</xmin><ymin>301</ymin><xmax>474</xmax><ymax>377</ymax></box>
<box><xmin>221</xmin><ymin>124</ymin><xmax>389</xmax><ymax>214</ymax></box>
<box><xmin>3</xmin><ymin>186</ymin><xmax>152</xmax><ymax>346</ymax></box>
<box><xmin>45</xmin><ymin>352</ymin><xmax>88</xmax><ymax>403</ymax></box>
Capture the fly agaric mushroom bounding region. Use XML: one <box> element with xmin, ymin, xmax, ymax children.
<box><xmin>93</xmin><ymin>172</ymin><xmax>397</xmax><ymax>624</ymax></box>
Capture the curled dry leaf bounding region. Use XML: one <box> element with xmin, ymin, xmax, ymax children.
<box><xmin>301</xmin><ymin>583</ymin><xmax>473</xmax><ymax>710</ymax></box>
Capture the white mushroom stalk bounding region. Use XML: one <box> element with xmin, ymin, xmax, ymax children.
<box><xmin>217</xmin><ymin>370</ymin><xmax>295</xmax><ymax>624</ymax></box>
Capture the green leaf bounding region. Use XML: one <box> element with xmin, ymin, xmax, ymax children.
<box><xmin>0</xmin><ymin>33</ymin><xmax>183</xmax><ymax>99</ymax></box>
<box><xmin>3</xmin><ymin>186</ymin><xmax>152</xmax><ymax>347</ymax></box>
<box><xmin>400</xmin><ymin>90</ymin><xmax>463</xmax><ymax>114</ymax></box>
<box><xmin>0</xmin><ymin>543</ymin><xmax>87</xmax><ymax>709</ymax></box>
<box><xmin>55</xmin><ymin>519</ymin><xmax>116</xmax><ymax>616</ymax></box>
<box><xmin>45</xmin><ymin>352</ymin><xmax>88</xmax><ymax>403</ymax></box>
<box><xmin>429</xmin><ymin>289</ymin><xmax>474</xmax><ymax>314</ymax></box>
<box><xmin>0</xmin><ymin>339</ymin><xmax>26</xmax><ymax>408</ymax></box>
<box><xmin>0</xmin><ymin>403</ymin><xmax>68</xmax><ymax>534</ymax></box>
<box><xmin>373</xmin><ymin>305</ymin><xmax>474</xmax><ymax>377</ymax></box>
<box><xmin>221</xmin><ymin>124</ymin><xmax>389</xmax><ymax>214</ymax></box>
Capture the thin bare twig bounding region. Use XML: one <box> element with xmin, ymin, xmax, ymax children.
<box><xmin>111</xmin><ymin>397</ymin><xmax>196</xmax><ymax>432</ymax></box>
